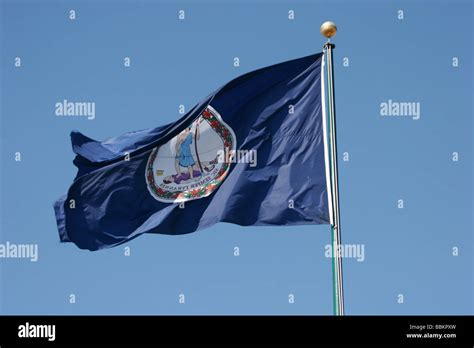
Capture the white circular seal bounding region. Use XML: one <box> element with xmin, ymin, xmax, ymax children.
<box><xmin>146</xmin><ymin>105</ymin><xmax>237</xmax><ymax>203</ymax></box>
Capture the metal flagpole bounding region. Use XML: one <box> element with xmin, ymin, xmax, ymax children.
<box><xmin>321</xmin><ymin>21</ymin><xmax>345</xmax><ymax>316</ymax></box>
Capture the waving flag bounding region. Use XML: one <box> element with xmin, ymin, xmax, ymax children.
<box><xmin>54</xmin><ymin>52</ymin><xmax>330</xmax><ymax>251</ymax></box>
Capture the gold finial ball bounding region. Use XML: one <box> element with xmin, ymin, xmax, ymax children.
<box><xmin>320</xmin><ymin>21</ymin><xmax>337</xmax><ymax>39</ymax></box>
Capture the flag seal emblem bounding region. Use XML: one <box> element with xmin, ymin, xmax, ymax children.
<box><xmin>146</xmin><ymin>105</ymin><xmax>237</xmax><ymax>203</ymax></box>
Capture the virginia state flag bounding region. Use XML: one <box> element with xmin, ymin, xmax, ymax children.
<box><xmin>54</xmin><ymin>52</ymin><xmax>330</xmax><ymax>250</ymax></box>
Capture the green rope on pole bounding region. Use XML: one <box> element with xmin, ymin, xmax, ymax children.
<box><xmin>331</xmin><ymin>225</ymin><xmax>338</xmax><ymax>315</ymax></box>
<box><xmin>325</xmin><ymin>50</ymin><xmax>340</xmax><ymax>316</ymax></box>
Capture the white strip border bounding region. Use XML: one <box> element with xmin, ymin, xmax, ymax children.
<box><xmin>321</xmin><ymin>52</ymin><xmax>334</xmax><ymax>226</ymax></box>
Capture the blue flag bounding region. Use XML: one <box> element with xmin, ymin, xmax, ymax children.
<box><xmin>54</xmin><ymin>52</ymin><xmax>330</xmax><ymax>251</ymax></box>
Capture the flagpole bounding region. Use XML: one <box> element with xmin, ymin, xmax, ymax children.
<box><xmin>321</xmin><ymin>21</ymin><xmax>345</xmax><ymax>316</ymax></box>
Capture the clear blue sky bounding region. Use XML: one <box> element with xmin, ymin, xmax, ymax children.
<box><xmin>0</xmin><ymin>0</ymin><xmax>472</xmax><ymax>315</ymax></box>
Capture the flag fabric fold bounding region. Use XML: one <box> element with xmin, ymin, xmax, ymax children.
<box><xmin>54</xmin><ymin>52</ymin><xmax>330</xmax><ymax>251</ymax></box>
